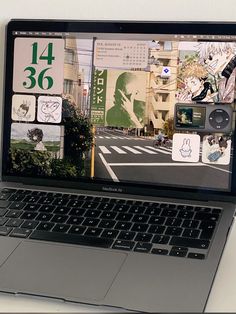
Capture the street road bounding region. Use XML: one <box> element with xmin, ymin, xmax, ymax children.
<box><xmin>94</xmin><ymin>128</ymin><xmax>231</xmax><ymax>190</ymax></box>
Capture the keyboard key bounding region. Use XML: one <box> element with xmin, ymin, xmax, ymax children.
<box><xmin>148</xmin><ymin>225</ymin><xmax>165</xmax><ymax>234</ymax></box>
<box><xmin>194</xmin><ymin>212</ymin><xmax>219</xmax><ymax>222</ymax></box>
<box><xmin>24</xmin><ymin>204</ymin><xmax>39</xmax><ymax>211</ymax></box>
<box><xmin>5</xmin><ymin>219</ymin><xmax>24</xmax><ymax>228</ymax></box>
<box><xmin>21</xmin><ymin>212</ymin><xmax>38</xmax><ymax>220</ymax></box>
<box><xmin>37</xmin><ymin>222</ymin><xmax>55</xmax><ymax>231</ymax></box>
<box><xmin>52</xmin><ymin>224</ymin><xmax>70</xmax><ymax>233</ymax></box>
<box><xmin>188</xmin><ymin>252</ymin><xmax>205</xmax><ymax>259</ymax></box>
<box><xmin>177</xmin><ymin>211</ymin><xmax>194</xmax><ymax>219</ymax></box>
<box><xmin>6</xmin><ymin>210</ymin><xmax>23</xmax><ymax>218</ymax></box>
<box><xmin>82</xmin><ymin>218</ymin><xmax>99</xmax><ymax>227</ymax></box>
<box><xmin>112</xmin><ymin>240</ymin><xmax>135</xmax><ymax>251</ymax></box>
<box><xmin>10</xmin><ymin>228</ymin><xmax>32</xmax><ymax>238</ymax></box>
<box><xmin>152</xmin><ymin>235</ymin><xmax>170</xmax><ymax>244</ymax></box>
<box><xmin>97</xmin><ymin>203</ymin><xmax>114</xmax><ymax>211</ymax></box>
<box><xmin>82</xmin><ymin>201</ymin><xmax>99</xmax><ymax>210</ymax></box>
<box><xmin>21</xmin><ymin>220</ymin><xmax>38</xmax><ymax>229</ymax></box>
<box><xmin>118</xmin><ymin>231</ymin><xmax>136</xmax><ymax>241</ymax></box>
<box><xmin>101</xmin><ymin>229</ymin><xmax>119</xmax><ymax>239</ymax></box>
<box><xmin>9</xmin><ymin>202</ymin><xmax>26</xmax><ymax>210</ymax></box>
<box><xmin>67</xmin><ymin>199</ymin><xmax>84</xmax><ymax>207</ymax></box>
<box><xmin>182</xmin><ymin>228</ymin><xmax>200</xmax><ymax>238</ymax></box>
<box><xmin>0</xmin><ymin>226</ymin><xmax>12</xmax><ymax>236</ymax></box>
<box><xmin>165</xmin><ymin>218</ymin><xmax>182</xmax><ymax>227</ymax></box>
<box><xmin>135</xmin><ymin>233</ymin><xmax>153</xmax><ymax>242</ymax></box>
<box><xmin>100</xmin><ymin>212</ymin><xmax>117</xmax><ymax>220</ymax></box>
<box><xmin>0</xmin><ymin>217</ymin><xmax>8</xmax><ymax>226</ymax></box>
<box><xmin>113</xmin><ymin>204</ymin><xmax>130</xmax><ymax>213</ymax></box>
<box><xmin>129</xmin><ymin>205</ymin><xmax>146</xmax><ymax>214</ymax></box>
<box><xmin>149</xmin><ymin>216</ymin><xmax>165</xmax><ymax>225</ymax></box>
<box><xmin>0</xmin><ymin>209</ymin><xmax>8</xmax><ymax>217</ymax></box>
<box><xmin>115</xmin><ymin>221</ymin><xmax>132</xmax><ymax>231</ymax></box>
<box><xmin>68</xmin><ymin>225</ymin><xmax>86</xmax><ymax>235</ymax></box>
<box><xmin>67</xmin><ymin>216</ymin><xmax>84</xmax><ymax>225</ymax></box>
<box><xmin>182</xmin><ymin>219</ymin><xmax>199</xmax><ymax>229</ymax></box>
<box><xmin>131</xmin><ymin>223</ymin><xmax>148</xmax><ymax>232</ymax></box>
<box><xmin>85</xmin><ymin>228</ymin><xmax>103</xmax><ymax>237</ymax></box>
<box><xmin>39</xmin><ymin>205</ymin><xmax>54</xmax><ymax>213</ymax></box>
<box><xmin>134</xmin><ymin>242</ymin><xmax>152</xmax><ymax>253</ymax></box>
<box><xmin>151</xmin><ymin>248</ymin><xmax>168</xmax><ymax>255</ymax></box>
<box><xmin>0</xmin><ymin>200</ymin><xmax>10</xmax><ymax>208</ymax></box>
<box><xmin>145</xmin><ymin>207</ymin><xmax>161</xmax><ymax>216</ymax></box>
<box><xmin>98</xmin><ymin>220</ymin><xmax>116</xmax><ymax>229</ymax></box>
<box><xmin>51</xmin><ymin>215</ymin><xmax>68</xmax><ymax>224</ymax></box>
<box><xmin>170</xmin><ymin>237</ymin><xmax>210</xmax><ymax>249</ymax></box>
<box><xmin>132</xmin><ymin>214</ymin><xmax>149</xmax><ymax>223</ymax></box>
<box><xmin>117</xmin><ymin>213</ymin><xmax>133</xmax><ymax>221</ymax></box>
<box><xmin>54</xmin><ymin>207</ymin><xmax>71</xmax><ymax>215</ymax></box>
<box><xmin>36</xmin><ymin>213</ymin><xmax>53</xmax><ymax>222</ymax></box>
<box><xmin>69</xmin><ymin>208</ymin><xmax>86</xmax><ymax>216</ymax></box>
<box><xmin>30</xmin><ymin>230</ymin><xmax>113</xmax><ymax>248</ymax></box>
<box><xmin>161</xmin><ymin>209</ymin><xmax>178</xmax><ymax>217</ymax></box>
<box><xmin>165</xmin><ymin>227</ymin><xmax>183</xmax><ymax>236</ymax></box>
<box><xmin>84</xmin><ymin>209</ymin><xmax>101</xmax><ymax>218</ymax></box>
<box><xmin>169</xmin><ymin>246</ymin><xmax>188</xmax><ymax>257</ymax></box>
<box><xmin>52</xmin><ymin>198</ymin><xmax>69</xmax><ymax>206</ymax></box>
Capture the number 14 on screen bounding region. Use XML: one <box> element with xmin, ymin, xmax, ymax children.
<box><xmin>13</xmin><ymin>37</ymin><xmax>64</xmax><ymax>94</ymax></box>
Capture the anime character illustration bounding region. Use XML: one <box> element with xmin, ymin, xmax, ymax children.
<box><xmin>37</xmin><ymin>96</ymin><xmax>62</xmax><ymax>123</ymax></box>
<box><xmin>197</xmin><ymin>42</ymin><xmax>236</xmax><ymax>103</ymax></box>
<box><xmin>106</xmin><ymin>71</ymin><xmax>146</xmax><ymax>128</ymax></box>
<box><xmin>177</xmin><ymin>61</ymin><xmax>216</xmax><ymax>102</ymax></box>
<box><xmin>202</xmin><ymin>135</ymin><xmax>231</xmax><ymax>165</ymax></box>
<box><xmin>11</xmin><ymin>95</ymin><xmax>35</xmax><ymax>122</ymax></box>
<box><xmin>27</xmin><ymin>128</ymin><xmax>47</xmax><ymax>151</ymax></box>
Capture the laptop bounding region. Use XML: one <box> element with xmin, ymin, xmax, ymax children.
<box><xmin>0</xmin><ymin>19</ymin><xmax>235</xmax><ymax>313</ymax></box>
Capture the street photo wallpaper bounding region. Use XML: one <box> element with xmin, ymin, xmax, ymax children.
<box><xmin>7</xmin><ymin>35</ymin><xmax>236</xmax><ymax>190</ymax></box>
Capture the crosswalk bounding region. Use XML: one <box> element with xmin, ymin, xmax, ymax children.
<box><xmin>98</xmin><ymin>145</ymin><xmax>172</xmax><ymax>155</ymax></box>
<box><xmin>94</xmin><ymin>136</ymin><xmax>145</xmax><ymax>140</ymax></box>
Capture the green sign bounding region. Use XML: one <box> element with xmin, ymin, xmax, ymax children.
<box><xmin>91</xmin><ymin>69</ymin><xmax>107</xmax><ymax>125</ymax></box>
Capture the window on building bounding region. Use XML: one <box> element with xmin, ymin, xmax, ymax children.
<box><xmin>64</xmin><ymin>79</ymin><xmax>73</xmax><ymax>94</ymax></box>
<box><xmin>161</xmin><ymin>93</ymin><xmax>169</xmax><ymax>102</ymax></box>
<box><xmin>160</xmin><ymin>110</ymin><xmax>168</xmax><ymax>121</ymax></box>
<box><xmin>65</xmin><ymin>50</ymin><xmax>75</xmax><ymax>64</ymax></box>
<box><xmin>163</xmin><ymin>41</ymin><xmax>172</xmax><ymax>51</ymax></box>
<box><xmin>159</xmin><ymin>58</ymin><xmax>170</xmax><ymax>66</ymax></box>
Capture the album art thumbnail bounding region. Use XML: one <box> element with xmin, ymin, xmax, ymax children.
<box><xmin>11</xmin><ymin>94</ymin><xmax>36</xmax><ymax>122</ymax></box>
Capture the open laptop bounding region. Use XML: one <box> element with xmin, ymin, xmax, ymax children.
<box><xmin>0</xmin><ymin>19</ymin><xmax>235</xmax><ymax>313</ymax></box>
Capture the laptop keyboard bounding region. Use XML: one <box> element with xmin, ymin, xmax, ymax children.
<box><xmin>0</xmin><ymin>188</ymin><xmax>222</xmax><ymax>260</ymax></box>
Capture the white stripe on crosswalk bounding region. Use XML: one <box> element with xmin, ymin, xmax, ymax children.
<box><xmin>145</xmin><ymin>146</ymin><xmax>171</xmax><ymax>155</ymax></box>
<box><xmin>105</xmin><ymin>136</ymin><xmax>111</xmax><ymax>139</ymax></box>
<box><xmin>133</xmin><ymin>146</ymin><xmax>158</xmax><ymax>154</ymax></box>
<box><xmin>98</xmin><ymin>136</ymin><xmax>104</xmax><ymax>138</ymax></box>
<box><xmin>110</xmin><ymin>146</ymin><xmax>127</xmax><ymax>154</ymax></box>
<box><xmin>99</xmin><ymin>146</ymin><xmax>111</xmax><ymax>154</ymax></box>
<box><xmin>122</xmin><ymin>146</ymin><xmax>142</xmax><ymax>154</ymax></box>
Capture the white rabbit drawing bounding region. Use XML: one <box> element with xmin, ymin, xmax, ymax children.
<box><xmin>179</xmin><ymin>138</ymin><xmax>192</xmax><ymax>158</ymax></box>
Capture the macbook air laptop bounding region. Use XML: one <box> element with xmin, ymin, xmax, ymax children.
<box><xmin>0</xmin><ymin>19</ymin><xmax>235</xmax><ymax>312</ymax></box>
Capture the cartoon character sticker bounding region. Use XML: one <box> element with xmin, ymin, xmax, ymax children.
<box><xmin>202</xmin><ymin>135</ymin><xmax>231</xmax><ymax>165</ymax></box>
<box><xmin>172</xmin><ymin>133</ymin><xmax>200</xmax><ymax>162</ymax></box>
<box><xmin>11</xmin><ymin>94</ymin><xmax>36</xmax><ymax>122</ymax></box>
<box><xmin>37</xmin><ymin>96</ymin><xmax>62</xmax><ymax>123</ymax></box>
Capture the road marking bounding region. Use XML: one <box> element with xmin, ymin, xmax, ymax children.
<box><xmin>133</xmin><ymin>146</ymin><xmax>158</xmax><ymax>154</ymax></box>
<box><xmin>105</xmin><ymin>136</ymin><xmax>111</xmax><ymax>139</ymax></box>
<box><xmin>99</xmin><ymin>146</ymin><xmax>111</xmax><ymax>154</ymax></box>
<box><xmin>109</xmin><ymin>162</ymin><xmax>205</xmax><ymax>166</ymax></box>
<box><xmin>98</xmin><ymin>136</ymin><xmax>104</xmax><ymax>138</ymax></box>
<box><xmin>145</xmin><ymin>146</ymin><xmax>171</xmax><ymax>155</ymax></box>
<box><xmin>110</xmin><ymin>146</ymin><xmax>127</xmax><ymax>154</ymax></box>
<box><xmin>111</xmin><ymin>137</ymin><xmax>118</xmax><ymax>139</ymax></box>
<box><xmin>122</xmin><ymin>146</ymin><xmax>142</xmax><ymax>154</ymax></box>
<box><xmin>98</xmin><ymin>153</ymin><xmax>119</xmax><ymax>182</ymax></box>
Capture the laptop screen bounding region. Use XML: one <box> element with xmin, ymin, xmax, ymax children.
<box><xmin>3</xmin><ymin>20</ymin><xmax>236</xmax><ymax>194</ymax></box>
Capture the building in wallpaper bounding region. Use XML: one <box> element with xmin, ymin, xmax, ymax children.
<box><xmin>63</xmin><ymin>38</ymin><xmax>82</xmax><ymax>109</ymax></box>
<box><xmin>148</xmin><ymin>41</ymin><xmax>178</xmax><ymax>131</ymax></box>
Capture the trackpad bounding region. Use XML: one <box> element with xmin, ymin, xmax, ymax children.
<box><xmin>0</xmin><ymin>241</ymin><xmax>127</xmax><ymax>301</ymax></box>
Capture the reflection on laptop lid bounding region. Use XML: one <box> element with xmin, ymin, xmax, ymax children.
<box><xmin>0</xmin><ymin>20</ymin><xmax>235</xmax><ymax>312</ymax></box>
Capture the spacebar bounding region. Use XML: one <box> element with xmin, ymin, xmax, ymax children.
<box><xmin>30</xmin><ymin>230</ymin><xmax>113</xmax><ymax>248</ymax></box>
